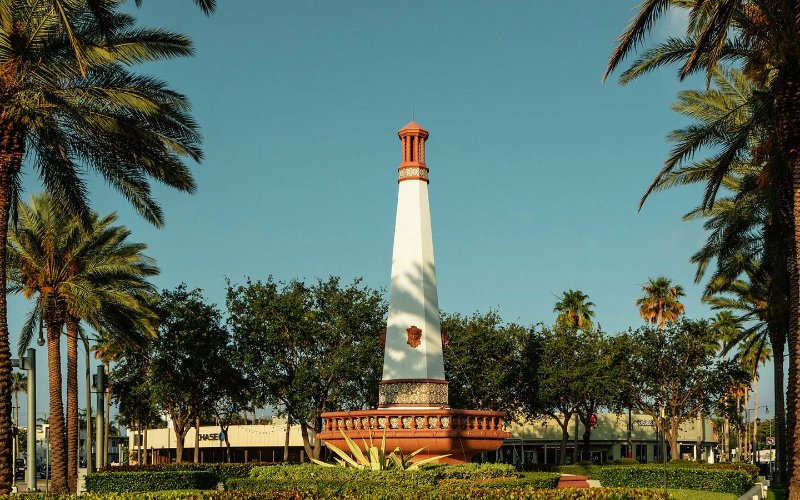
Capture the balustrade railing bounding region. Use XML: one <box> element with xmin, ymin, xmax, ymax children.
<box><xmin>321</xmin><ymin>410</ymin><xmax>505</xmax><ymax>434</ymax></box>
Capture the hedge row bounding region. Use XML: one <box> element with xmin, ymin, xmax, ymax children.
<box><xmin>227</xmin><ymin>474</ymin><xmax>558</xmax><ymax>493</ymax></box>
<box><xmin>556</xmin><ymin>462</ymin><xmax>758</xmax><ymax>482</ymax></box>
<box><xmin>23</xmin><ymin>487</ymin><xmax>671</xmax><ymax>499</ymax></box>
<box><xmin>439</xmin><ymin>472</ymin><xmax>561</xmax><ymax>489</ymax></box>
<box><xmin>85</xmin><ymin>471</ymin><xmax>218</xmax><ymax>493</ymax></box>
<box><xmin>553</xmin><ymin>465</ymin><xmax>752</xmax><ymax>494</ymax></box>
<box><xmin>99</xmin><ymin>463</ymin><xmax>276</xmax><ymax>481</ymax></box>
<box><xmin>248</xmin><ymin>462</ymin><xmax>520</xmax><ymax>484</ymax></box>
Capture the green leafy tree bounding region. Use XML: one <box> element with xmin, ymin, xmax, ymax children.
<box><xmin>441</xmin><ymin>311</ymin><xmax>530</xmax><ymax>419</ymax></box>
<box><xmin>147</xmin><ymin>285</ymin><xmax>229</xmax><ymax>463</ymax></box>
<box><xmin>0</xmin><ymin>1</ymin><xmax>203</xmax><ymax>490</ymax></box>
<box><xmin>573</xmin><ymin>331</ymin><xmax>629</xmax><ymax>459</ymax></box>
<box><xmin>525</xmin><ymin>324</ymin><xmax>582</xmax><ymax>465</ymax></box>
<box><xmin>227</xmin><ymin>276</ymin><xmax>386</xmax><ymax>460</ymax></box>
<box><xmin>110</xmin><ymin>346</ymin><xmax>161</xmax><ymax>465</ymax></box>
<box><xmin>208</xmin><ymin>354</ymin><xmax>248</xmax><ymax>463</ymax></box>
<box><xmin>621</xmin><ymin>319</ymin><xmax>748</xmax><ymax>458</ymax></box>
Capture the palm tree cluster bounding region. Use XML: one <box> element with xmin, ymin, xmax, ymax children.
<box><xmin>605</xmin><ymin>0</ymin><xmax>800</xmax><ymax>492</ymax></box>
<box><xmin>0</xmin><ymin>0</ymin><xmax>216</xmax><ymax>494</ymax></box>
<box><xmin>8</xmin><ymin>194</ymin><xmax>158</xmax><ymax>492</ymax></box>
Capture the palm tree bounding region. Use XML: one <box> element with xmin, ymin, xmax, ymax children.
<box><xmin>626</xmin><ymin>63</ymin><xmax>791</xmax><ymax>479</ymax></box>
<box><xmin>0</xmin><ymin>2</ymin><xmax>202</xmax><ymax>491</ymax></box>
<box><xmin>8</xmin><ymin>194</ymin><xmax>158</xmax><ymax>492</ymax></box>
<box><xmin>553</xmin><ymin>290</ymin><xmax>595</xmax><ymax>331</ymax></box>
<box><xmin>603</xmin><ymin>2</ymin><xmax>800</xmax><ymax>490</ymax></box>
<box><xmin>636</xmin><ymin>277</ymin><xmax>686</xmax><ymax>329</ymax></box>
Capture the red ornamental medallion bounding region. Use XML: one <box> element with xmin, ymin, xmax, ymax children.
<box><xmin>406</xmin><ymin>326</ymin><xmax>422</xmax><ymax>348</ymax></box>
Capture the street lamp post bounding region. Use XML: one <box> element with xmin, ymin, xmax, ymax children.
<box><xmin>92</xmin><ymin>366</ymin><xmax>108</xmax><ymax>469</ymax></box>
<box><xmin>745</xmin><ymin>406</ymin><xmax>768</xmax><ymax>463</ymax></box>
<box><xmin>755</xmin><ymin>418</ymin><xmax>761</xmax><ymax>465</ymax></box>
<box><xmin>11</xmin><ymin>348</ymin><xmax>37</xmax><ymax>491</ymax></box>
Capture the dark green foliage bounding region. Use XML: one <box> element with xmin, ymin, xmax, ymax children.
<box><xmin>98</xmin><ymin>463</ymin><xmax>275</xmax><ymax>481</ymax></box>
<box><xmin>246</xmin><ymin>462</ymin><xmax>518</xmax><ymax>484</ymax></box>
<box><xmin>227</xmin><ymin>276</ymin><xmax>387</xmax><ymax>459</ymax></box>
<box><xmin>441</xmin><ymin>311</ymin><xmax>531</xmax><ymax>418</ymax></box>
<box><xmin>619</xmin><ymin>320</ymin><xmax>749</xmax><ymax>456</ymax></box>
<box><xmin>147</xmin><ymin>286</ymin><xmax>232</xmax><ymax>460</ymax></box>
<box><xmin>596</xmin><ymin>466</ymin><xmax>751</xmax><ymax>494</ymax></box>
<box><xmin>438</xmin><ymin>472</ymin><xmax>560</xmax><ymax>489</ymax></box>
<box><xmin>554</xmin><ymin>464</ymin><xmax>753</xmax><ymax>494</ymax></box>
<box><xmin>85</xmin><ymin>470</ymin><xmax>217</xmax><ymax>492</ymax></box>
<box><xmin>16</xmin><ymin>488</ymin><xmax>673</xmax><ymax>499</ymax></box>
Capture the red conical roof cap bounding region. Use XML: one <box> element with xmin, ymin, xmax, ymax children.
<box><xmin>398</xmin><ymin>121</ymin><xmax>428</xmax><ymax>137</ymax></box>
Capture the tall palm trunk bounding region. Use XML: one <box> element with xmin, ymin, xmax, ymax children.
<box><xmin>775</xmin><ymin>333</ymin><xmax>788</xmax><ymax>482</ymax></box>
<box><xmin>776</xmin><ymin>72</ymin><xmax>800</xmax><ymax>497</ymax></box>
<box><xmin>736</xmin><ymin>394</ymin><xmax>742</xmax><ymax>461</ymax></box>
<box><xmin>65</xmin><ymin>319</ymin><xmax>79</xmax><ymax>493</ymax></box>
<box><xmin>0</xmin><ymin>120</ymin><xmax>26</xmax><ymax>493</ymax></box>
<box><xmin>744</xmin><ymin>389</ymin><xmax>750</xmax><ymax>461</ymax></box>
<box><xmin>754</xmin><ymin>379</ymin><xmax>759</xmax><ymax>464</ymax></box>
<box><xmin>193</xmin><ymin>417</ymin><xmax>199</xmax><ymax>463</ymax></box>
<box><xmin>44</xmin><ymin>312</ymin><xmax>68</xmax><ymax>493</ymax></box>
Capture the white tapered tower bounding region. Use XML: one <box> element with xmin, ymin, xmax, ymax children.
<box><xmin>378</xmin><ymin>121</ymin><xmax>448</xmax><ymax>409</ymax></box>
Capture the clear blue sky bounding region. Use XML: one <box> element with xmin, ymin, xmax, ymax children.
<box><xmin>10</xmin><ymin>1</ymin><xmax>777</xmax><ymax>424</ymax></box>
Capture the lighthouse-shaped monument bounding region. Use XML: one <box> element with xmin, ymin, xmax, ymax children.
<box><xmin>318</xmin><ymin>122</ymin><xmax>509</xmax><ymax>463</ymax></box>
<box><xmin>380</xmin><ymin>121</ymin><xmax>448</xmax><ymax>408</ymax></box>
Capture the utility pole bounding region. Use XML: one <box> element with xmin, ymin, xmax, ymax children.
<box><xmin>12</xmin><ymin>348</ymin><xmax>36</xmax><ymax>491</ymax></box>
<box><xmin>93</xmin><ymin>366</ymin><xmax>107</xmax><ymax>469</ymax></box>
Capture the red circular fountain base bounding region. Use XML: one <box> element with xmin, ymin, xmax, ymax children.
<box><xmin>318</xmin><ymin>408</ymin><xmax>510</xmax><ymax>464</ymax></box>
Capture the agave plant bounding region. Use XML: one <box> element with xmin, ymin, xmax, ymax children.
<box><xmin>313</xmin><ymin>429</ymin><xmax>449</xmax><ymax>471</ymax></box>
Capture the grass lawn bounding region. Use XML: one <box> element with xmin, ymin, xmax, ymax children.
<box><xmin>667</xmin><ymin>490</ymin><xmax>736</xmax><ymax>500</ymax></box>
<box><xmin>769</xmin><ymin>483</ymin><xmax>786</xmax><ymax>500</ymax></box>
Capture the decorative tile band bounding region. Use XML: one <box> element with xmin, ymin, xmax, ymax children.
<box><xmin>398</xmin><ymin>166</ymin><xmax>429</xmax><ymax>182</ymax></box>
<box><xmin>378</xmin><ymin>381</ymin><xmax>448</xmax><ymax>406</ymax></box>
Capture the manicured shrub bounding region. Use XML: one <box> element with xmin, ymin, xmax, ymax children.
<box><xmin>99</xmin><ymin>462</ymin><xmax>276</xmax><ymax>480</ymax></box>
<box><xmin>19</xmin><ymin>487</ymin><xmax>672</xmax><ymax>499</ymax></box>
<box><xmin>700</xmin><ymin>462</ymin><xmax>760</xmax><ymax>481</ymax></box>
<box><xmin>247</xmin><ymin>461</ymin><xmax>519</xmax><ymax>485</ymax></box>
<box><xmin>85</xmin><ymin>470</ymin><xmax>218</xmax><ymax>493</ymax></box>
<box><xmin>99</xmin><ymin>463</ymin><xmax>210</xmax><ymax>473</ymax></box>
<box><xmin>595</xmin><ymin>465</ymin><xmax>752</xmax><ymax>494</ymax></box>
<box><xmin>554</xmin><ymin>464</ymin><xmax>603</xmax><ymax>477</ymax></box>
<box><xmin>438</xmin><ymin>471</ymin><xmax>560</xmax><ymax>490</ymax></box>
<box><xmin>612</xmin><ymin>458</ymin><xmax>639</xmax><ymax>465</ymax></box>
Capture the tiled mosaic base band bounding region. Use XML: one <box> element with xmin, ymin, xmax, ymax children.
<box><xmin>378</xmin><ymin>380</ymin><xmax>448</xmax><ymax>407</ymax></box>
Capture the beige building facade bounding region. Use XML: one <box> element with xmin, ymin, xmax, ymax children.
<box><xmin>129</xmin><ymin>412</ymin><xmax>717</xmax><ymax>466</ymax></box>
<box><xmin>499</xmin><ymin>412</ymin><xmax>715</xmax><ymax>465</ymax></box>
<box><xmin>129</xmin><ymin>417</ymin><xmax>308</xmax><ymax>464</ymax></box>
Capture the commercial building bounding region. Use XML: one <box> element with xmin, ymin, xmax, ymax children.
<box><xmin>497</xmin><ymin>412</ymin><xmax>715</xmax><ymax>465</ymax></box>
<box><xmin>129</xmin><ymin>417</ymin><xmax>307</xmax><ymax>464</ymax></box>
<box><xmin>128</xmin><ymin>412</ymin><xmax>716</xmax><ymax>465</ymax></box>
